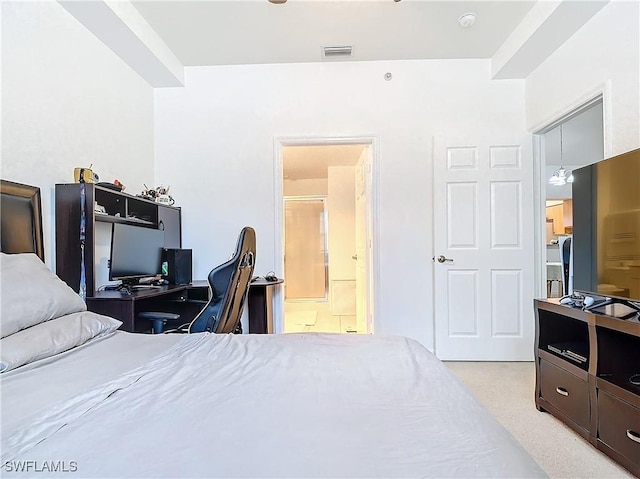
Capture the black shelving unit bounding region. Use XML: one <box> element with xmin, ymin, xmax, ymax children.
<box><xmin>55</xmin><ymin>183</ymin><xmax>182</xmax><ymax>296</ymax></box>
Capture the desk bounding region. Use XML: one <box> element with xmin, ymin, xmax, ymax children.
<box><xmin>87</xmin><ymin>284</ymin><xmax>207</xmax><ymax>333</ymax></box>
<box><xmin>87</xmin><ymin>279</ymin><xmax>282</xmax><ymax>334</ymax></box>
<box><xmin>248</xmin><ymin>278</ymin><xmax>284</xmax><ymax>334</ymax></box>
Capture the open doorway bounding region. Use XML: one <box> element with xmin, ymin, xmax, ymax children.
<box><xmin>536</xmin><ymin>97</ymin><xmax>604</xmax><ymax>298</ymax></box>
<box><xmin>279</xmin><ymin>141</ymin><xmax>375</xmax><ymax>334</ymax></box>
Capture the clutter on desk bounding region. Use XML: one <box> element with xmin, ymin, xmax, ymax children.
<box><xmin>138</xmin><ymin>184</ymin><xmax>175</xmax><ymax>206</ymax></box>
<box><xmin>264</xmin><ymin>272</ymin><xmax>279</xmax><ymax>282</ymax></box>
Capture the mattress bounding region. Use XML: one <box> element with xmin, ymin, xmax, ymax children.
<box><xmin>1</xmin><ymin>331</ymin><xmax>183</xmax><ymax>439</ymax></box>
<box><xmin>1</xmin><ymin>332</ymin><xmax>546</xmax><ymax>478</ymax></box>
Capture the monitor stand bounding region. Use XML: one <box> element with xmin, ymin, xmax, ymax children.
<box><xmin>586</xmin><ymin>297</ymin><xmax>640</xmax><ymax>319</ymax></box>
<box><xmin>116</xmin><ymin>278</ymin><xmax>141</xmax><ymax>295</ymax></box>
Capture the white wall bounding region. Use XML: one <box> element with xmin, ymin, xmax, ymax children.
<box><xmin>526</xmin><ymin>1</ymin><xmax>640</xmax><ymax>156</ymax></box>
<box><xmin>2</xmin><ymin>1</ymin><xmax>633</xmax><ymax>350</ymax></box>
<box><xmin>154</xmin><ymin>60</ymin><xmax>526</xmax><ymax>348</ymax></box>
<box><xmin>1</xmin><ymin>1</ymin><xmax>155</xmax><ymax>266</ymax></box>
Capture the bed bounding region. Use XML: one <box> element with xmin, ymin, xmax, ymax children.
<box><xmin>0</xmin><ymin>179</ymin><xmax>547</xmax><ymax>478</ymax></box>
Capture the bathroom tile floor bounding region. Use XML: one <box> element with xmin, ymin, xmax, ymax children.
<box><xmin>284</xmin><ymin>311</ymin><xmax>357</xmax><ymax>334</ymax></box>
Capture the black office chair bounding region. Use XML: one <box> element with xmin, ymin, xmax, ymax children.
<box><xmin>139</xmin><ymin>226</ymin><xmax>256</xmax><ymax>334</ymax></box>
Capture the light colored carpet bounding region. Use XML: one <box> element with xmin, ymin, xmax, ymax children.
<box><xmin>446</xmin><ymin>361</ymin><xmax>634</xmax><ymax>479</ymax></box>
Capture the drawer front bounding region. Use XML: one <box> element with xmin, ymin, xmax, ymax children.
<box><xmin>598</xmin><ymin>390</ymin><xmax>640</xmax><ymax>468</ymax></box>
<box><xmin>540</xmin><ymin>359</ymin><xmax>590</xmax><ymax>430</ymax></box>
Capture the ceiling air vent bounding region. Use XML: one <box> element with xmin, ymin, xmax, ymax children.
<box><xmin>323</xmin><ymin>45</ymin><xmax>353</xmax><ymax>58</ymax></box>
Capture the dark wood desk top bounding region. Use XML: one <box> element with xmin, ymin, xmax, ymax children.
<box><xmin>86</xmin><ymin>279</ymin><xmax>282</xmax><ymax>334</ymax></box>
<box><xmin>89</xmin><ymin>278</ymin><xmax>283</xmax><ymax>302</ymax></box>
<box><xmin>186</xmin><ymin>278</ymin><xmax>284</xmax><ymax>289</ymax></box>
<box><xmin>87</xmin><ymin>283</ymin><xmax>207</xmax><ymax>332</ymax></box>
<box><xmin>250</xmin><ymin>278</ymin><xmax>284</xmax><ymax>287</ymax></box>
<box><xmin>89</xmin><ymin>284</ymin><xmax>190</xmax><ymax>301</ymax></box>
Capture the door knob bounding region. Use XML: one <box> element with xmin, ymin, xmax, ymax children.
<box><xmin>352</xmin><ymin>254</ymin><xmax>358</xmax><ymax>260</ymax></box>
<box><xmin>437</xmin><ymin>255</ymin><xmax>454</xmax><ymax>263</ymax></box>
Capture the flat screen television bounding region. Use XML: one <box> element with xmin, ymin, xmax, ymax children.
<box><xmin>572</xmin><ymin>148</ymin><xmax>640</xmax><ymax>310</ymax></box>
<box><xmin>109</xmin><ymin>223</ymin><xmax>164</xmax><ymax>285</ymax></box>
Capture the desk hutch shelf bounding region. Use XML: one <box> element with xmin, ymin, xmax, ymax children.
<box><xmin>534</xmin><ymin>299</ymin><xmax>640</xmax><ymax>476</ymax></box>
<box><xmin>55</xmin><ymin>183</ymin><xmax>181</xmax><ymax>296</ymax></box>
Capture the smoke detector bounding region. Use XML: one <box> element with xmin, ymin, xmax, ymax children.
<box><xmin>458</xmin><ymin>12</ymin><xmax>476</xmax><ymax>28</ymax></box>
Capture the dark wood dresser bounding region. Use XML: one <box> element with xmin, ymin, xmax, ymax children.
<box><xmin>534</xmin><ymin>299</ymin><xmax>640</xmax><ymax>476</ymax></box>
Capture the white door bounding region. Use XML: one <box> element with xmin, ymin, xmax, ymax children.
<box><xmin>355</xmin><ymin>152</ymin><xmax>369</xmax><ymax>333</ymax></box>
<box><xmin>433</xmin><ymin>136</ymin><xmax>534</xmax><ymax>360</ymax></box>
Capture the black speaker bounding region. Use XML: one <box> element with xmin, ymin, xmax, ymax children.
<box><xmin>162</xmin><ymin>248</ymin><xmax>192</xmax><ymax>285</ymax></box>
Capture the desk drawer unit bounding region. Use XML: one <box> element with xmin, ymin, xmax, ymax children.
<box><xmin>540</xmin><ymin>359</ymin><xmax>590</xmax><ymax>430</ymax></box>
<box><xmin>598</xmin><ymin>390</ymin><xmax>640</xmax><ymax>469</ymax></box>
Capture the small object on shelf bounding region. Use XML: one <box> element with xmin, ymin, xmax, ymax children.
<box><xmin>138</xmin><ymin>184</ymin><xmax>174</xmax><ymax>205</ymax></box>
<box><xmin>547</xmin><ymin>342</ymin><xmax>588</xmax><ymax>364</ymax></box>
<box><xmin>138</xmin><ymin>184</ymin><xmax>157</xmax><ymax>201</ymax></box>
<box><xmin>97</xmin><ymin>181</ymin><xmax>123</xmax><ymax>192</ymax></box>
<box><xmin>155</xmin><ymin>185</ymin><xmax>174</xmax><ymax>206</ymax></box>
<box><xmin>156</xmin><ymin>194</ymin><xmax>174</xmax><ymax>206</ymax></box>
<box><xmin>94</xmin><ymin>202</ymin><xmax>107</xmax><ymax>215</ymax></box>
<box><xmin>558</xmin><ymin>293</ymin><xmax>593</xmax><ymax>308</ymax></box>
<box><xmin>74</xmin><ymin>165</ymin><xmax>99</xmax><ymax>183</ymax></box>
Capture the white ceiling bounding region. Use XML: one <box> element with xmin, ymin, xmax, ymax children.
<box><xmin>284</xmin><ymin>144</ymin><xmax>366</xmax><ymax>180</ymax></box>
<box><xmin>132</xmin><ymin>1</ymin><xmax>536</xmax><ymax>66</ymax></box>
<box><xmin>96</xmin><ymin>1</ymin><xmax>605</xmax><ymax>181</ymax></box>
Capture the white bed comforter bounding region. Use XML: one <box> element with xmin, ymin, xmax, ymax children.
<box><xmin>1</xmin><ymin>333</ymin><xmax>546</xmax><ymax>478</ymax></box>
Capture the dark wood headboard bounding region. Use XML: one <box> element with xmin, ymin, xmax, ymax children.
<box><xmin>0</xmin><ymin>179</ymin><xmax>44</xmax><ymax>261</ymax></box>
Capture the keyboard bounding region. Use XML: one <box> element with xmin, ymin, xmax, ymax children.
<box><xmin>130</xmin><ymin>285</ymin><xmax>162</xmax><ymax>290</ymax></box>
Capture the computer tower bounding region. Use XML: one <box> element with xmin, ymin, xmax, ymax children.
<box><xmin>162</xmin><ymin>248</ymin><xmax>192</xmax><ymax>285</ymax></box>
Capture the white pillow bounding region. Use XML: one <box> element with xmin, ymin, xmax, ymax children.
<box><xmin>0</xmin><ymin>253</ymin><xmax>87</xmax><ymax>338</ymax></box>
<box><xmin>0</xmin><ymin>311</ymin><xmax>122</xmax><ymax>372</ymax></box>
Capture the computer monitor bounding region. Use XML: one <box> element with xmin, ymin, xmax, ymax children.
<box><xmin>109</xmin><ymin>223</ymin><xmax>164</xmax><ymax>285</ymax></box>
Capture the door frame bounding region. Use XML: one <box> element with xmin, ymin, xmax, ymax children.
<box><xmin>273</xmin><ymin>135</ymin><xmax>380</xmax><ymax>334</ymax></box>
<box><xmin>531</xmin><ymin>85</ymin><xmax>612</xmax><ymax>301</ymax></box>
